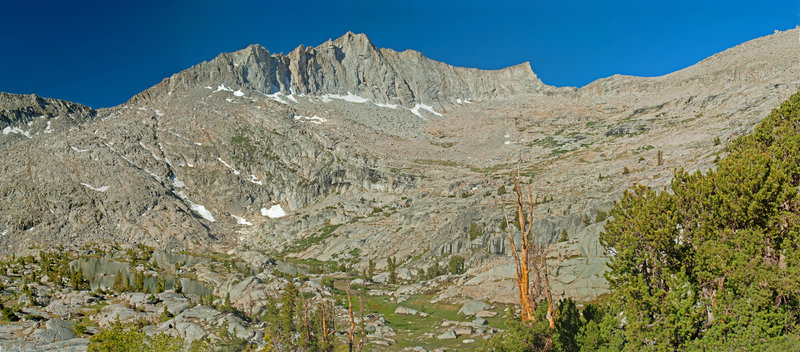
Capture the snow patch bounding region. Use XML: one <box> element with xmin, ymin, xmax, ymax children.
<box><xmin>249</xmin><ymin>175</ymin><xmax>262</xmax><ymax>185</ymax></box>
<box><xmin>3</xmin><ymin>126</ymin><xmax>32</xmax><ymax>138</ymax></box>
<box><xmin>504</xmin><ymin>141</ymin><xmax>511</xmax><ymax>145</ymax></box>
<box><xmin>261</xmin><ymin>204</ymin><xmax>286</xmax><ymax>218</ymax></box>
<box><xmin>190</xmin><ymin>203</ymin><xmax>216</xmax><ymax>222</ymax></box>
<box><xmin>71</xmin><ymin>146</ymin><xmax>89</xmax><ymax>153</ymax></box>
<box><xmin>81</xmin><ymin>183</ymin><xmax>109</xmax><ymax>192</ymax></box>
<box><xmin>155</xmin><ymin>110</ymin><xmax>164</xmax><ymax>117</ymax></box>
<box><xmin>320</xmin><ymin>92</ymin><xmax>368</xmax><ymax>103</ymax></box>
<box><xmin>172</xmin><ymin>176</ymin><xmax>185</xmax><ymax>188</ymax></box>
<box><xmin>374</xmin><ymin>102</ymin><xmax>398</xmax><ymax>109</ymax></box>
<box><xmin>413</xmin><ymin>103</ymin><xmax>442</xmax><ymax>117</ymax></box>
<box><xmin>233</xmin><ymin>90</ymin><xmax>245</xmax><ymax>97</ymax></box>
<box><xmin>217</xmin><ymin>158</ymin><xmax>240</xmax><ymax>175</ymax></box>
<box><xmin>286</xmin><ymin>94</ymin><xmax>298</xmax><ymax>103</ymax></box>
<box><xmin>214</xmin><ymin>84</ymin><xmax>234</xmax><ymax>92</ymax></box>
<box><xmin>0</xmin><ymin>229</ymin><xmax>6</xmax><ymax>237</ymax></box>
<box><xmin>139</xmin><ymin>141</ymin><xmax>162</xmax><ymax>161</ymax></box>
<box><xmin>143</xmin><ymin>169</ymin><xmax>162</xmax><ymax>181</ymax></box>
<box><xmin>204</xmin><ymin>86</ymin><xmax>214</xmax><ymax>90</ymax></box>
<box><xmin>231</xmin><ymin>215</ymin><xmax>253</xmax><ymax>226</ymax></box>
<box><xmin>266</xmin><ymin>92</ymin><xmax>289</xmax><ymax>104</ymax></box>
<box><xmin>293</xmin><ymin>115</ymin><xmax>327</xmax><ymax>125</ymax></box>
<box><xmin>226</xmin><ymin>98</ymin><xmax>234</xmax><ymax>102</ymax></box>
<box><xmin>44</xmin><ymin>121</ymin><xmax>52</xmax><ymax>134</ymax></box>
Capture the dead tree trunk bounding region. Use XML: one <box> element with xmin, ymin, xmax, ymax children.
<box><xmin>347</xmin><ymin>285</ymin><xmax>355</xmax><ymax>352</ymax></box>
<box><xmin>505</xmin><ymin>163</ymin><xmax>556</xmax><ymax>328</ymax></box>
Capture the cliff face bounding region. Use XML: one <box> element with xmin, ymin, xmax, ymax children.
<box><xmin>131</xmin><ymin>32</ymin><xmax>548</xmax><ymax>111</ymax></box>
<box><xmin>1</xmin><ymin>29</ymin><xmax>799</xmax><ymax>303</ymax></box>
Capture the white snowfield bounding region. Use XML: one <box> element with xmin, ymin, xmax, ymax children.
<box><xmin>214</xmin><ymin>84</ymin><xmax>234</xmax><ymax>92</ymax></box>
<box><xmin>249</xmin><ymin>175</ymin><xmax>263</xmax><ymax>185</ymax></box>
<box><xmin>374</xmin><ymin>102</ymin><xmax>398</xmax><ymax>109</ymax></box>
<box><xmin>80</xmin><ymin>183</ymin><xmax>109</xmax><ymax>192</ymax></box>
<box><xmin>2</xmin><ymin>126</ymin><xmax>32</xmax><ymax>138</ymax></box>
<box><xmin>217</xmin><ymin>158</ymin><xmax>240</xmax><ymax>175</ymax></box>
<box><xmin>265</xmin><ymin>92</ymin><xmax>289</xmax><ymax>104</ymax></box>
<box><xmin>261</xmin><ymin>204</ymin><xmax>286</xmax><ymax>218</ymax></box>
<box><xmin>293</xmin><ymin>115</ymin><xmax>327</xmax><ymax>125</ymax></box>
<box><xmin>410</xmin><ymin>103</ymin><xmax>442</xmax><ymax>119</ymax></box>
<box><xmin>190</xmin><ymin>203</ymin><xmax>216</xmax><ymax>222</ymax></box>
<box><xmin>231</xmin><ymin>214</ymin><xmax>253</xmax><ymax>226</ymax></box>
<box><xmin>320</xmin><ymin>92</ymin><xmax>369</xmax><ymax>103</ymax></box>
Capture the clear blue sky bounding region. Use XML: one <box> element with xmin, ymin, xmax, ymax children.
<box><xmin>1</xmin><ymin>0</ymin><xmax>798</xmax><ymax>108</ymax></box>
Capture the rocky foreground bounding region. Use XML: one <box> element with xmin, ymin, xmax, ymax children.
<box><xmin>0</xmin><ymin>246</ymin><xmax>518</xmax><ymax>351</ymax></box>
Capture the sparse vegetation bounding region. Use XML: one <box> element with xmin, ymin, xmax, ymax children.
<box><xmin>485</xmin><ymin>88</ymin><xmax>800</xmax><ymax>351</ymax></box>
<box><xmin>447</xmin><ymin>255</ymin><xmax>465</xmax><ymax>275</ymax></box>
<box><xmin>469</xmin><ymin>222</ymin><xmax>483</xmax><ymax>241</ymax></box>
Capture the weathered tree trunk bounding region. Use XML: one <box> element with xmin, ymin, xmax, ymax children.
<box><xmin>505</xmin><ymin>162</ymin><xmax>556</xmax><ymax>328</ymax></box>
<box><xmin>347</xmin><ymin>286</ymin><xmax>356</xmax><ymax>352</ymax></box>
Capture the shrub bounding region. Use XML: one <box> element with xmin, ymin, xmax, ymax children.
<box><xmin>498</xmin><ymin>185</ymin><xmax>507</xmax><ymax>195</ymax></box>
<box><xmin>448</xmin><ymin>256</ymin><xmax>465</xmax><ymax>275</ymax></box>
<box><xmin>469</xmin><ymin>222</ymin><xmax>483</xmax><ymax>241</ymax></box>
<box><xmin>594</xmin><ymin>210</ymin><xmax>607</xmax><ymax>223</ymax></box>
<box><xmin>88</xmin><ymin>323</ymin><xmax>183</xmax><ymax>352</ymax></box>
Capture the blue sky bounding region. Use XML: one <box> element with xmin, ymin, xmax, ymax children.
<box><xmin>1</xmin><ymin>0</ymin><xmax>798</xmax><ymax>108</ymax></box>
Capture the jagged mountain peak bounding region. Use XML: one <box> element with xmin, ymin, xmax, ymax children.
<box><xmin>130</xmin><ymin>32</ymin><xmax>547</xmax><ymax>109</ymax></box>
<box><xmin>0</xmin><ymin>92</ymin><xmax>96</xmax><ymax>128</ymax></box>
<box><xmin>330</xmin><ymin>31</ymin><xmax>375</xmax><ymax>47</ymax></box>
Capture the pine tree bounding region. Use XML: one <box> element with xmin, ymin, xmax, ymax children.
<box><xmin>386</xmin><ymin>257</ymin><xmax>397</xmax><ymax>284</ymax></box>
<box><xmin>174</xmin><ymin>278</ymin><xmax>182</xmax><ymax>294</ymax></box>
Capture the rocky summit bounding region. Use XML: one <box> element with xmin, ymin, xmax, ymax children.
<box><xmin>1</xmin><ymin>29</ymin><xmax>800</xmax><ymax>350</ymax></box>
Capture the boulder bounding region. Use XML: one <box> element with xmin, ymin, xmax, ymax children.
<box><xmin>476</xmin><ymin>310</ymin><xmax>497</xmax><ymax>318</ymax></box>
<box><xmin>93</xmin><ymin>304</ymin><xmax>144</xmax><ymax>328</ymax></box>
<box><xmin>436</xmin><ymin>330</ymin><xmax>457</xmax><ymax>340</ymax></box>
<box><xmin>472</xmin><ymin>317</ymin><xmax>488</xmax><ymax>325</ymax></box>
<box><xmin>30</xmin><ymin>319</ymin><xmax>75</xmax><ymax>343</ymax></box>
<box><xmin>175</xmin><ymin>321</ymin><xmax>206</xmax><ymax>342</ymax></box>
<box><xmin>157</xmin><ymin>292</ymin><xmax>191</xmax><ymax>316</ymax></box>
<box><xmin>458</xmin><ymin>300</ymin><xmax>490</xmax><ymax>315</ymax></box>
<box><xmin>394</xmin><ymin>306</ymin><xmax>420</xmax><ymax>316</ymax></box>
<box><xmin>455</xmin><ymin>327</ymin><xmax>473</xmax><ymax>336</ymax></box>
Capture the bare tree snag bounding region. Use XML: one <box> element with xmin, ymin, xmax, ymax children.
<box><xmin>504</xmin><ymin>162</ymin><xmax>556</xmax><ymax>328</ymax></box>
<box><xmin>320</xmin><ymin>300</ymin><xmax>330</xmax><ymax>345</ymax></box>
<box><xmin>347</xmin><ymin>285</ymin><xmax>356</xmax><ymax>352</ymax></box>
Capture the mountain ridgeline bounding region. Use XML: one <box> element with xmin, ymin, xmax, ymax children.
<box><xmin>131</xmin><ymin>32</ymin><xmax>549</xmax><ymax>111</ymax></box>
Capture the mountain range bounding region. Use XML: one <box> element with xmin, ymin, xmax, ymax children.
<box><xmin>1</xmin><ymin>29</ymin><xmax>799</xmax><ymax>304</ymax></box>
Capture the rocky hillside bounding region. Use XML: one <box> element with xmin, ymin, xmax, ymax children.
<box><xmin>1</xmin><ymin>29</ymin><xmax>799</xmax><ymax>305</ymax></box>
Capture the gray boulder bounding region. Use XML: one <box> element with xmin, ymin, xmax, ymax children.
<box><xmin>436</xmin><ymin>330</ymin><xmax>457</xmax><ymax>340</ymax></box>
<box><xmin>30</xmin><ymin>319</ymin><xmax>75</xmax><ymax>343</ymax></box>
<box><xmin>157</xmin><ymin>292</ymin><xmax>191</xmax><ymax>316</ymax></box>
<box><xmin>458</xmin><ymin>300</ymin><xmax>490</xmax><ymax>316</ymax></box>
